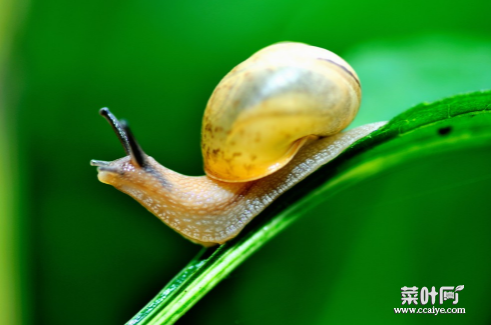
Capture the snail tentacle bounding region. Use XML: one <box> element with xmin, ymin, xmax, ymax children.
<box><xmin>120</xmin><ymin>120</ymin><xmax>147</xmax><ymax>167</ymax></box>
<box><xmin>99</xmin><ymin>107</ymin><xmax>130</xmax><ymax>154</ymax></box>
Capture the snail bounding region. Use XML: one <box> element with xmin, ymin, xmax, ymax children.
<box><xmin>90</xmin><ymin>42</ymin><xmax>385</xmax><ymax>246</ymax></box>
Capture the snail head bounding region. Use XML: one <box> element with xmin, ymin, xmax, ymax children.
<box><xmin>90</xmin><ymin>108</ymin><xmax>154</xmax><ymax>188</ymax></box>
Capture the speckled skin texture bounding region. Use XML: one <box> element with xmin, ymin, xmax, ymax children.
<box><xmin>201</xmin><ymin>42</ymin><xmax>362</xmax><ymax>182</ymax></box>
<box><xmin>97</xmin><ymin>122</ymin><xmax>385</xmax><ymax>246</ymax></box>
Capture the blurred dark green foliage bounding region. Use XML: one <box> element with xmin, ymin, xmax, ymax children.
<box><xmin>3</xmin><ymin>0</ymin><xmax>491</xmax><ymax>323</ymax></box>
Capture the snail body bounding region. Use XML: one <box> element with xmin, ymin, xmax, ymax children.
<box><xmin>91</xmin><ymin>42</ymin><xmax>384</xmax><ymax>246</ymax></box>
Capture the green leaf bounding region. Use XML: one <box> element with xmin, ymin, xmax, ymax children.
<box><xmin>127</xmin><ymin>90</ymin><xmax>491</xmax><ymax>325</ymax></box>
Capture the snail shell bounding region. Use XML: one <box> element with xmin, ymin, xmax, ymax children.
<box><xmin>202</xmin><ymin>42</ymin><xmax>361</xmax><ymax>182</ymax></box>
<box><xmin>91</xmin><ymin>42</ymin><xmax>383</xmax><ymax>246</ymax></box>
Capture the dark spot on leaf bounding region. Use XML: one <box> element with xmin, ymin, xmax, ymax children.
<box><xmin>438</xmin><ymin>126</ymin><xmax>452</xmax><ymax>136</ymax></box>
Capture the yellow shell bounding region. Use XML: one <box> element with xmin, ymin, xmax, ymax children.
<box><xmin>201</xmin><ymin>42</ymin><xmax>362</xmax><ymax>182</ymax></box>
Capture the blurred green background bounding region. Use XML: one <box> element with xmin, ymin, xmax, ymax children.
<box><xmin>1</xmin><ymin>0</ymin><xmax>491</xmax><ymax>324</ymax></box>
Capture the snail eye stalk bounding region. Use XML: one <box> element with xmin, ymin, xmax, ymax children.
<box><xmin>99</xmin><ymin>107</ymin><xmax>147</xmax><ymax>168</ymax></box>
<box><xmin>120</xmin><ymin>120</ymin><xmax>147</xmax><ymax>168</ymax></box>
<box><xmin>99</xmin><ymin>107</ymin><xmax>130</xmax><ymax>155</ymax></box>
